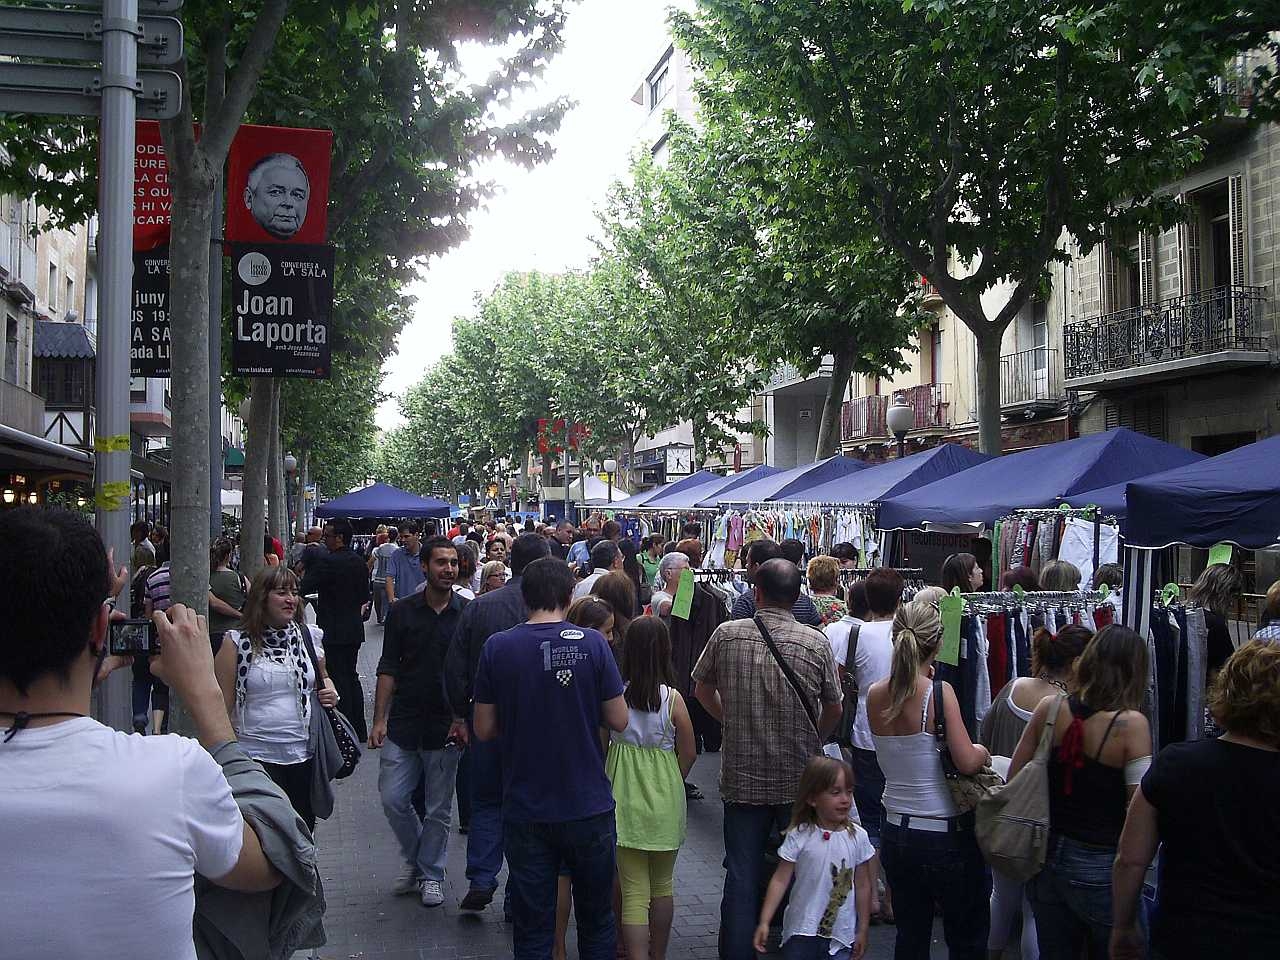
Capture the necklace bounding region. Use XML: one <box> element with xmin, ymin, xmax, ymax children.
<box><xmin>1</xmin><ymin>710</ymin><xmax>87</xmax><ymax>743</ymax></box>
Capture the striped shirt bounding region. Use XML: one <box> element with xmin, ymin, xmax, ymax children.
<box><xmin>144</xmin><ymin>563</ymin><xmax>173</xmax><ymax>612</ymax></box>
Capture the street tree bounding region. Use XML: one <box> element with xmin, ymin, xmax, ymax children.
<box><xmin>674</xmin><ymin>0</ymin><xmax>1279</xmax><ymax>453</ymax></box>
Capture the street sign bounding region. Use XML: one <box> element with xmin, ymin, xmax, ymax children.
<box><xmin>0</xmin><ymin>63</ymin><xmax>181</xmax><ymax>120</ymax></box>
<box><xmin>0</xmin><ymin>8</ymin><xmax>183</xmax><ymax>66</ymax></box>
<box><xmin>25</xmin><ymin>0</ymin><xmax>183</xmax><ymax>11</ymax></box>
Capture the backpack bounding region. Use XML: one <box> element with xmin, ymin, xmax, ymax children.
<box><xmin>130</xmin><ymin>565</ymin><xmax>155</xmax><ymax>619</ymax></box>
<box><xmin>975</xmin><ymin>693</ymin><xmax>1066</xmax><ymax>881</ymax></box>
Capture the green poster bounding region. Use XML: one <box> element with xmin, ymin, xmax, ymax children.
<box><xmin>1207</xmin><ymin>543</ymin><xmax>1232</xmax><ymax>568</ymax></box>
<box><xmin>938</xmin><ymin>592</ymin><xmax>964</xmax><ymax>666</ymax></box>
<box><xmin>671</xmin><ymin>567</ymin><xmax>695</xmax><ymax>620</ymax></box>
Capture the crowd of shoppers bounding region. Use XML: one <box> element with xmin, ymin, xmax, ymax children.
<box><xmin>8</xmin><ymin>504</ymin><xmax>1280</xmax><ymax>960</ymax></box>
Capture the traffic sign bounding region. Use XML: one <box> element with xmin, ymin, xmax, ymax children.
<box><xmin>0</xmin><ymin>63</ymin><xmax>181</xmax><ymax>120</ymax></box>
<box><xmin>0</xmin><ymin>7</ymin><xmax>183</xmax><ymax>66</ymax></box>
<box><xmin>26</xmin><ymin>0</ymin><xmax>183</xmax><ymax>11</ymax></box>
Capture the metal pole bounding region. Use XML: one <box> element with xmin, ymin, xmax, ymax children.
<box><xmin>93</xmin><ymin>0</ymin><xmax>138</xmax><ymax>732</ymax></box>
<box><xmin>208</xmin><ymin>179</ymin><xmax>224</xmax><ymax>539</ymax></box>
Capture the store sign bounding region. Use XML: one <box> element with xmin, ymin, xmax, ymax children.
<box><xmin>230</xmin><ymin>244</ymin><xmax>333</xmax><ymax>378</ymax></box>
<box><xmin>131</xmin><ymin>245</ymin><xmax>170</xmax><ymax>376</ymax></box>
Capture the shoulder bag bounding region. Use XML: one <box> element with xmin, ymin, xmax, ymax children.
<box><xmin>934</xmin><ymin>678</ymin><xmax>1003</xmax><ymax>813</ymax></box>
<box><xmin>976</xmin><ymin>693</ymin><xmax>1066</xmax><ymax>881</ymax></box>
<box><xmin>834</xmin><ymin>622</ymin><xmax>860</xmax><ymax>748</ymax></box>
<box><xmin>753</xmin><ymin>614</ymin><xmax>820</xmax><ymax>735</ymax></box>
<box><xmin>299</xmin><ymin>625</ymin><xmax>362</xmax><ymax>793</ymax></box>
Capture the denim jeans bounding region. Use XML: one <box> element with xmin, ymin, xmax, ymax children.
<box><xmin>721</xmin><ymin>802</ymin><xmax>792</xmax><ymax>960</ymax></box>
<box><xmin>377</xmin><ymin>738</ymin><xmax>460</xmax><ymax>882</ymax></box>
<box><xmin>1028</xmin><ymin>834</ymin><xmax>1126</xmax><ymax>960</ymax></box>
<box><xmin>783</xmin><ymin>936</ymin><xmax>851</xmax><ymax>960</ymax></box>
<box><xmin>850</xmin><ymin>747</ymin><xmax>885</xmax><ymax>846</ymax></box>
<box><xmin>465</xmin><ymin>719</ymin><xmax>505</xmax><ymax>891</ymax></box>
<box><xmin>505</xmin><ymin>810</ymin><xmax>617</xmax><ymax>960</ymax></box>
<box><xmin>879</xmin><ymin>820</ymin><xmax>990</xmax><ymax>960</ymax></box>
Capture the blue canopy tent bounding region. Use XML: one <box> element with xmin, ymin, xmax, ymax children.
<box><xmin>878</xmin><ymin>428</ymin><xmax>1205</xmax><ymax>530</ymax></box>
<box><xmin>774</xmin><ymin>444</ymin><xmax>992</xmax><ymax>507</ymax></box>
<box><xmin>701</xmin><ymin>455</ymin><xmax>868</xmax><ymax>508</ymax></box>
<box><xmin>1124</xmin><ymin>435</ymin><xmax>1280</xmax><ymax>550</ymax></box>
<box><xmin>642</xmin><ymin>464</ymin><xmax>781</xmax><ymax>510</ymax></box>
<box><xmin>608</xmin><ymin>470</ymin><xmax>722</xmax><ymax>512</ymax></box>
<box><xmin>1061</xmin><ymin>451</ymin><xmax>1209</xmax><ymax>524</ymax></box>
<box><xmin>315</xmin><ymin>482</ymin><xmax>452</xmax><ymax>519</ymax></box>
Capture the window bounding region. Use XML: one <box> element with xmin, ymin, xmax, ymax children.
<box><xmin>649</xmin><ymin>65</ymin><xmax>671</xmax><ymax>111</ymax></box>
<box><xmin>929</xmin><ymin>327</ymin><xmax>942</xmax><ymax>384</ymax></box>
<box><xmin>37</xmin><ymin>359</ymin><xmax>89</xmax><ymax>405</ymax></box>
<box><xmin>4</xmin><ymin>316</ymin><xmax>17</xmax><ymax>384</ymax></box>
<box><xmin>65</xmin><ymin>276</ymin><xmax>75</xmax><ymax>317</ymax></box>
<box><xmin>1179</xmin><ymin>176</ymin><xmax>1246</xmax><ymax>295</ymax></box>
<box><xmin>130</xmin><ymin>376</ymin><xmax>147</xmax><ymax>403</ymax></box>
<box><xmin>1104</xmin><ymin>396</ymin><xmax>1167</xmax><ymax>441</ymax></box>
<box><xmin>47</xmin><ymin>263</ymin><xmax>58</xmax><ymax>313</ymax></box>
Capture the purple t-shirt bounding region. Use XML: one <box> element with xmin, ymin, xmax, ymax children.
<box><xmin>474</xmin><ymin>620</ymin><xmax>624</xmax><ymax>823</ymax></box>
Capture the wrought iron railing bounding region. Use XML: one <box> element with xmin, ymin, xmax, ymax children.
<box><xmin>1064</xmin><ymin>285</ymin><xmax>1267</xmax><ymax>381</ymax></box>
<box><xmin>1000</xmin><ymin>348</ymin><xmax>1062</xmax><ymax>407</ymax></box>
<box><xmin>898</xmin><ymin>383</ymin><xmax>951</xmax><ymax>430</ymax></box>
<box><xmin>841</xmin><ymin>395</ymin><xmax>888</xmax><ymax>441</ymax></box>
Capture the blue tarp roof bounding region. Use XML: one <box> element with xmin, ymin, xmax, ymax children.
<box><xmin>1124</xmin><ymin>434</ymin><xmax>1280</xmax><ymax>549</ymax></box>
<box><xmin>608</xmin><ymin>470</ymin><xmax>722</xmax><ymax>511</ymax></box>
<box><xmin>702</xmin><ymin>455</ymin><xmax>868</xmax><ymax>507</ymax></box>
<box><xmin>315</xmin><ymin>482</ymin><xmax>453</xmax><ymax>519</ymax></box>
<box><xmin>774</xmin><ymin>444</ymin><xmax>992</xmax><ymax>506</ymax></box>
<box><xmin>642</xmin><ymin>464</ymin><xmax>782</xmax><ymax>510</ymax></box>
<box><xmin>877</xmin><ymin>428</ymin><xmax>1205</xmax><ymax>529</ymax></box>
<box><xmin>1061</xmin><ymin>450</ymin><xmax>1209</xmax><ymax>521</ymax></box>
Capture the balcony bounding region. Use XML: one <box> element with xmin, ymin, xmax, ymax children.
<box><xmin>1001</xmin><ymin>348</ymin><xmax>1063</xmax><ymax>415</ymax></box>
<box><xmin>897</xmin><ymin>383</ymin><xmax>952</xmax><ymax>432</ymax></box>
<box><xmin>920</xmin><ymin>279</ymin><xmax>943</xmax><ymax>306</ymax></box>
<box><xmin>1064</xmin><ymin>285</ymin><xmax>1269</xmax><ymax>390</ymax></box>
<box><xmin>0</xmin><ymin>378</ymin><xmax>47</xmax><ymax>436</ymax></box>
<box><xmin>842</xmin><ymin>395</ymin><xmax>888</xmax><ymax>441</ymax></box>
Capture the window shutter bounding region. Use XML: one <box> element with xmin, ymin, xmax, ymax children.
<box><xmin>1228</xmin><ymin>174</ymin><xmax>1247</xmax><ymax>287</ymax></box>
<box><xmin>1098</xmin><ymin>239</ymin><xmax>1119</xmax><ymax>314</ymax></box>
<box><xmin>1138</xmin><ymin>232</ymin><xmax>1156</xmax><ymax>305</ymax></box>
<box><xmin>1104</xmin><ymin>397</ymin><xmax>1167</xmax><ymax>441</ymax></box>
<box><xmin>1177</xmin><ymin>196</ymin><xmax>1202</xmax><ymax>297</ymax></box>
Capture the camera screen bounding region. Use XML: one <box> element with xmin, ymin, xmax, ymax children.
<box><xmin>109</xmin><ymin>620</ymin><xmax>155</xmax><ymax>656</ymax></box>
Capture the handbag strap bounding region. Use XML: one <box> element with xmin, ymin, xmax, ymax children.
<box><xmin>1034</xmin><ymin>692</ymin><xmax>1068</xmax><ymax>761</ymax></box>
<box><xmin>297</xmin><ymin>624</ymin><xmax>328</xmax><ymax>685</ymax></box>
<box><xmin>844</xmin><ymin>622</ymin><xmax>860</xmax><ymax>677</ymax></box>
<box><xmin>754</xmin><ymin>614</ymin><xmax>820</xmax><ymax>734</ymax></box>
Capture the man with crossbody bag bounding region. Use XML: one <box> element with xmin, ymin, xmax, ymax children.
<box><xmin>693</xmin><ymin>559</ymin><xmax>843</xmax><ymax>960</ymax></box>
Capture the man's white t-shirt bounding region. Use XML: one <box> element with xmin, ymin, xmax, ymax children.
<box><xmin>825</xmin><ymin>617</ymin><xmax>894</xmax><ymax>751</ymax></box>
<box><xmin>778</xmin><ymin>822</ymin><xmax>876</xmax><ymax>950</ymax></box>
<box><xmin>0</xmin><ymin>718</ymin><xmax>243</xmax><ymax>960</ymax></box>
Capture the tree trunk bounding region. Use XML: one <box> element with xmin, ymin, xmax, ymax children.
<box><xmin>166</xmin><ymin>162</ymin><xmax>217</xmax><ymax>613</ymax></box>
<box><xmin>294</xmin><ymin>446</ymin><xmax>309</xmax><ymax>537</ymax></box>
<box><xmin>691</xmin><ymin>421</ymin><xmax>704</xmax><ymax>471</ymax></box>
<box><xmin>974</xmin><ymin>327</ymin><xmax>1006</xmax><ymax>455</ymax></box>
<box><xmin>815</xmin><ymin>347</ymin><xmax>855</xmax><ymax>460</ymax></box>
<box><xmin>267</xmin><ymin>379</ymin><xmax>286</xmax><ymax>544</ymax></box>
<box><xmin>240</xmin><ymin>378</ymin><xmax>273</xmax><ymax>581</ymax></box>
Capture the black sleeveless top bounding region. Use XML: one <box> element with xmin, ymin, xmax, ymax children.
<box><xmin>1047</xmin><ymin>696</ymin><xmax>1128</xmax><ymax>847</ymax></box>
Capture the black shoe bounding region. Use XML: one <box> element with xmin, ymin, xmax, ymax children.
<box><xmin>458</xmin><ymin>823</ymin><xmax>469</xmax><ymax>834</ymax></box>
<box><xmin>684</xmin><ymin>781</ymin><xmax>704</xmax><ymax>801</ymax></box>
<box><xmin>460</xmin><ymin>886</ymin><xmax>496</xmax><ymax>911</ymax></box>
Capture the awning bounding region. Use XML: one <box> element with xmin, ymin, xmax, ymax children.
<box><xmin>224</xmin><ymin>446</ymin><xmax>245</xmax><ymax>468</ymax></box>
<box><xmin>703</xmin><ymin>455</ymin><xmax>867</xmax><ymax>507</ymax></box>
<box><xmin>773</xmin><ymin>444</ymin><xmax>991</xmax><ymax>506</ymax></box>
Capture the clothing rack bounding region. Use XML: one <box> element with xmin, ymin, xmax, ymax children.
<box><xmin>998</xmin><ymin>506</ymin><xmax>1119</xmax><ymax>585</ymax></box>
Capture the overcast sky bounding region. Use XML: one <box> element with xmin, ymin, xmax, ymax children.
<box><xmin>376</xmin><ymin>0</ymin><xmax>691</xmax><ymax>430</ymax></box>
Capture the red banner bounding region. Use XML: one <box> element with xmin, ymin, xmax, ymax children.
<box><xmin>133</xmin><ymin>120</ymin><xmax>172</xmax><ymax>251</ymax></box>
<box><xmin>226</xmin><ymin>125</ymin><xmax>333</xmax><ymax>244</ymax></box>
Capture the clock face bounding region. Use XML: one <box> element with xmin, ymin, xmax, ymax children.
<box><xmin>666</xmin><ymin>449</ymin><xmax>690</xmax><ymax>474</ymax></box>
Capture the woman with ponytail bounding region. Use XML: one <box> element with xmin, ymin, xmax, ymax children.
<box><xmin>866</xmin><ymin>599</ymin><xmax>992</xmax><ymax>960</ymax></box>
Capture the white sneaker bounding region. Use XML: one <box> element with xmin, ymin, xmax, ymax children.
<box><xmin>392</xmin><ymin>865</ymin><xmax>419</xmax><ymax>896</ymax></box>
<box><xmin>419</xmin><ymin>879</ymin><xmax>444</xmax><ymax>908</ymax></box>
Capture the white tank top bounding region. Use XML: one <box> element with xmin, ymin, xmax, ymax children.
<box><xmin>872</xmin><ymin>684</ymin><xmax>959</xmax><ymax>818</ymax></box>
<box><xmin>611</xmin><ymin>684</ymin><xmax>675</xmax><ymax>751</ymax></box>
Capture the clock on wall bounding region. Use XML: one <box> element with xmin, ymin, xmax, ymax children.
<box><xmin>664</xmin><ymin>447</ymin><xmax>691</xmax><ymax>476</ymax></box>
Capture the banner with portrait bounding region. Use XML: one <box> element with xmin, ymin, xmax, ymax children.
<box><xmin>225</xmin><ymin>125</ymin><xmax>333</xmax><ymax>245</ymax></box>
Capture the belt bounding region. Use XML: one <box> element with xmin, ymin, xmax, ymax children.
<box><xmin>883</xmin><ymin>810</ymin><xmax>974</xmax><ymax>833</ymax></box>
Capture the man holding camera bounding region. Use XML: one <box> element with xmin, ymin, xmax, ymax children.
<box><xmin>0</xmin><ymin>507</ymin><xmax>283</xmax><ymax>959</ymax></box>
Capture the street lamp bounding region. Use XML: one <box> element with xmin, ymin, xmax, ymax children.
<box><xmin>237</xmin><ymin>397</ymin><xmax>252</xmax><ymax>422</ymax></box>
<box><xmin>283</xmin><ymin>453</ymin><xmax>297</xmax><ymax>474</ymax></box>
<box><xmin>603</xmin><ymin>457</ymin><xmax>618</xmax><ymax>502</ymax></box>
<box><xmin>886</xmin><ymin>396</ymin><xmax>915</xmax><ymax>460</ymax></box>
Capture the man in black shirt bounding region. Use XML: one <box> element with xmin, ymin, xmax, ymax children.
<box><xmin>300</xmin><ymin>518</ymin><xmax>372</xmax><ymax>739</ymax></box>
<box><xmin>370</xmin><ymin>536</ymin><xmax>468</xmax><ymax>908</ymax></box>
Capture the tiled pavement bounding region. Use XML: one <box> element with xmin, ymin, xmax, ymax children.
<box><xmin>313</xmin><ymin>621</ymin><xmax>948</xmax><ymax>959</ymax></box>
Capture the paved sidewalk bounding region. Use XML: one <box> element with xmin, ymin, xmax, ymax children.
<box><xmin>314</xmin><ymin>621</ymin><xmax>948</xmax><ymax>959</ymax></box>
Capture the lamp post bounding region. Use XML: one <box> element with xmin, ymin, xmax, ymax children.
<box><xmin>603</xmin><ymin>457</ymin><xmax>618</xmax><ymax>503</ymax></box>
<box><xmin>886</xmin><ymin>396</ymin><xmax>915</xmax><ymax>460</ymax></box>
<box><xmin>283</xmin><ymin>453</ymin><xmax>298</xmax><ymax>532</ymax></box>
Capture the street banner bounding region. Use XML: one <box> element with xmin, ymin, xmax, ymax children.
<box><xmin>226</xmin><ymin>124</ymin><xmax>332</xmax><ymax>244</ymax></box>
<box><xmin>230</xmin><ymin>243</ymin><xmax>333</xmax><ymax>378</ymax></box>
<box><xmin>133</xmin><ymin>119</ymin><xmax>172</xmax><ymax>251</ymax></box>
<box><xmin>131</xmin><ymin>245</ymin><xmax>170</xmax><ymax>376</ymax></box>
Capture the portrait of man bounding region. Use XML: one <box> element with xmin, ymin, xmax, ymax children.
<box><xmin>243</xmin><ymin>153</ymin><xmax>311</xmax><ymax>241</ymax></box>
